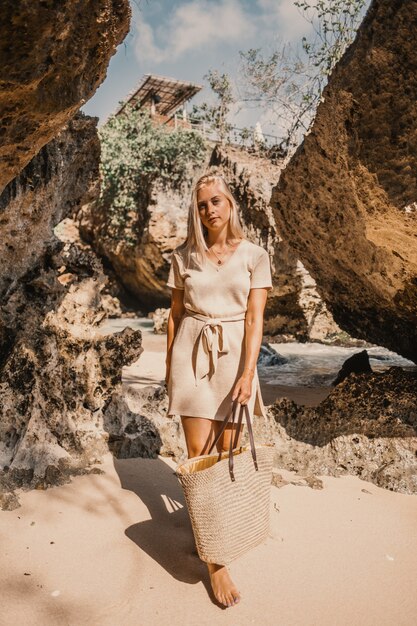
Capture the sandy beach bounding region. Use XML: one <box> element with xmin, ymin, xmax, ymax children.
<box><xmin>1</xmin><ymin>325</ymin><xmax>416</xmax><ymax>624</ymax></box>
<box><xmin>1</xmin><ymin>451</ymin><xmax>417</xmax><ymax>625</ymax></box>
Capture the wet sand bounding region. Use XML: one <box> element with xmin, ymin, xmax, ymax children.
<box><xmin>259</xmin><ymin>382</ymin><xmax>331</xmax><ymax>406</ymax></box>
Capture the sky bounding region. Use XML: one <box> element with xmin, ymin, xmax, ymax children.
<box><xmin>81</xmin><ymin>0</ymin><xmax>316</xmax><ymax>136</ymax></box>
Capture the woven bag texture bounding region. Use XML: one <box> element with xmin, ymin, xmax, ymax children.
<box><xmin>176</xmin><ymin>443</ymin><xmax>275</xmax><ymax>565</ymax></box>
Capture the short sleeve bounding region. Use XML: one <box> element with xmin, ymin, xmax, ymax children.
<box><xmin>167</xmin><ymin>251</ymin><xmax>185</xmax><ymax>289</ymax></box>
<box><xmin>250</xmin><ymin>249</ymin><xmax>273</xmax><ymax>289</ymax></box>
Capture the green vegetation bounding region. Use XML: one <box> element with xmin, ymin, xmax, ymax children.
<box><xmin>239</xmin><ymin>0</ymin><xmax>368</xmax><ymax>150</ymax></box>
<box><xmin>191</xmin><ymin>70</ymin><xmax>236</xmax><ymax>145</ymax></box>
<box><xmin>99</xmin><ymin>104</ymin><xmax>208</xmax><ymax>244</ymax></box>
<box><xmin>189</xmin><ymin>2</ymin><xmax>367</xmax><ymax>155</ymax></box>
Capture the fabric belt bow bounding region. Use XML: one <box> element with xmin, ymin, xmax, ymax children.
<box><xmin>195</xmin><ymin>319</ymin><xmax>229</xmax><ymax>384</ymax></box>
<box><xmin>185</xmin><ymin>311</ymin><xmax>246</xmax><ymax>386</ymax></box>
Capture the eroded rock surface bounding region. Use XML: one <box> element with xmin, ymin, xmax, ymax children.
<box><xmin>79</xmin><ymin>164</ymin><xmax>210</xmax><ymax>311</ymax></box>
<box><xmin>104</xmin><ymin>384</ymin><xmax>186</xmax><ymax>461</ymax></box>
<box><xmin>271</xmin><ymin>0</ymin><xmax>417</xmax><ymax>361</ymax></box>
<box><xmin>253</xmin><ymin>368</ymin><xmax>417</xmax><ymax>494</ymax></box>
<box><xmin>0</xmin><ymin>115</ymin><xmax>99</xmax><ymax>305</ymax></box>
<box><xmin>151</xmin><ymin>308</ymin><xmax>170</xmax><ymax>335</ymax></box>
<box><xmin>0</xmin><ymin>118</ymin><xmax>141</xmax><ymax>503</ymax></box>
<box><xmin>0</xmin><ymin>0</ymin><xmax>130</xmax><ymax>192</ymax></box>
<box><xmin>104</xmin><ymin>366</ymin><xmax>417</xmax><ymax>494</ymax></box>
<box><xmin>0</xmin><ymin>244</ymin><xmax>142</xmax><ymax>489</ymax></box>
<box><xmin>0</xmin><ymin>0</ymin><xmax>132</xmax><ymax>504</ymax></box>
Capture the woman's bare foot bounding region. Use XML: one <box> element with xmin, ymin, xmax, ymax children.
<box><xmin>207</xmin><ymin>562</ymin><xmax>241</xmax><ymax>607</ymax></box>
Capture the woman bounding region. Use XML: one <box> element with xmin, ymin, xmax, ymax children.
<box><xmin>165</xmin><ymin>173</ymin><xmax>272</xmax><ymax>608</ymax></box>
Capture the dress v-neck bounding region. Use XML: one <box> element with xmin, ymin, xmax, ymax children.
<box><xmin>204</xmin><ymin>239</ymin><xmax>246</xmax><ymax>271</ymax></box>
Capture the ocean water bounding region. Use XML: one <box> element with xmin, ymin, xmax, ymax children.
<box><xmin>261</xmin><ymin>342</ymin><xmax>416</xmax><ymax>387</ymax></box>
<box><xmin>99</xmin><ymin>317</ymin><xmax>416</xmax><ymax>389</ymax></box>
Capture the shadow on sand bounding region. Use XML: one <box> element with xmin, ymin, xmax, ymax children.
<box><xmin>113</xmin><ymin>456</ymin><xmax>221</xmax><ymax>605</ymax></box>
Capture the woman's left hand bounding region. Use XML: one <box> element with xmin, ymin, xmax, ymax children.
<box><xmin>232</xmin><ymin>373</ymin><xmax>253</xmax><ymax>405</ymax></box>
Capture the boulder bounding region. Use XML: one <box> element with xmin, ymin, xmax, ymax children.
<box><xmin>252</xmin><ymin>367</ymin><xmax>417</xmax><ymax>494</ymax></box>
<box><xmin>0</xmin><ymin>0</ymin><xmax>130</xmax><ymax>193</ymax></box>
<box><xmin>151</xmin><ymin>307</ymin><xmax>170</xmax><ymax>335</ymax></box>
<box><xmin>257</xmin><ymin>343</ymin><xmax>288</xmax><ymax>367</ymax></box>
<box><xmin>332</xmin><ymin>350</ymin><xmax>373</xmax><ymax>385</ymax></box>
<box><xmin>271</xmin><ymin>0</ymin><xmax>417</xmax><ymax>361</ymax></box>
<box><xmin>104</xmin><ymin>384</ymin><xmax>186</xmax><ymax>461</ymax></box>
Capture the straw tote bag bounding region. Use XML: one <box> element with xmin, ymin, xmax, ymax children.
<box><xmin>175</xmin><ymin>399</ymin><xmax>275</xmax><ymax>565</ymax></box>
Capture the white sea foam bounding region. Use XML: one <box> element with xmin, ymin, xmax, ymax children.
<box><xmin>260</xmin><ymin>342</ymin><xmax>415</xmax><ymax>387</ymax></box>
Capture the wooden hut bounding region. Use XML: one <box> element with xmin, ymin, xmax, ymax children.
<box><xmin>115</xmin><ymin>74</ymin><xmax>202</xmax><ymax>129</ymax></box>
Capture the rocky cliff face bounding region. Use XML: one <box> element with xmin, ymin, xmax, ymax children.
<box><xmin>271</xmin><ymin>0</ymin><xmax>417</xmax><ymax>361</ymax></box>
<box><xmin>264</xmin><ymin>368</ymin><xmax>417</xmax><ymax>494</ymax></box>
<box><xmin>0</xmin><ymin>1</ymin><xmax>133</xmax><ymax>504</ymax></box>
<box><xmin>82</xmin><ymin>140</ymin><xmax>341</xmax><ymax>339</ymax></box>
<box><xmin>0</xmin><ymin>0</ymin><xmax>130</xmax><ymax>193</ymax></box>
<box><xmin>0</xmin><ymin>116</ymin><xmax>99</xmax><ymax>306</ymax></box>
<box><xmin>102</xmin><ymin>367</ymin><xmax>417</xmax><ymax>495</ymax></box>
<box><xmin>0</xmin><ymin>117</ymin><xmax>142</xmax><ymax>503</ymax></box>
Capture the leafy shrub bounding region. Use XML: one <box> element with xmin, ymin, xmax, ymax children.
<box><xmin>98</xmin><ymin>104</ymin><xmax>208</xmax><ymax>243</ymax></box>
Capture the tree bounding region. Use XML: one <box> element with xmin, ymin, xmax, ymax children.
<box><xmin>296</xmin><ymin>0</ymin><xmax>368</xmax><ymax>74</ymax></box>
<box><xmin>239</xmin><ymin>0</ymin><xmax>368</xmax><ymax>152</ymax></box>
<box><xmin>191</xmin><ymin>70</ymin><xmax>236</xmax><ymax>145</ymax></box>
<box><xmin>99</xmin><ymin>104</ymin><xmax>207</xmax><ymax>244</ymax></box>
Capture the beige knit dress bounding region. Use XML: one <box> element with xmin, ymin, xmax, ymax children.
<box><xmin>166</xmin><ymin>239</ymin><xmax>273</xmax><ymax>421</ymax></box>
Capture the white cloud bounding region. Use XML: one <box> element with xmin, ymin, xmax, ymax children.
<box><xmin>257</xmin><ymin>0</ymin><xmax>312</xmax><ymax>40</ymax></box>
<box><xmin>134</xmin><ymin>0</ymin><xmax>255</xmax><ymax>64</ymax></box>
<box><xmin>135</xmin><ymin>19</ymin><xmax>166</xmax><ymax>64</ymax></box>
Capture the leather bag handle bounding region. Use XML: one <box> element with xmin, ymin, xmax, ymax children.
<box><xmin>208</xmin><ymin>399</ymin><xmax>240</xmax><ymax>456</ymax></box>
<box><xmin>243</xmin><ymin>403</ymin><xmax>258</xmax><ymax>471</ymax></box>
<box><xmin>208</xmin><ymin>399</ymin><xmax>258</xmax><ymax>481</ymax></box>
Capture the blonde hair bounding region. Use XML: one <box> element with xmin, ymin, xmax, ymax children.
<box><xmin>179</xmin><ymin>173</ymin><xmax>246</xmax><ymax>268</ymax></box>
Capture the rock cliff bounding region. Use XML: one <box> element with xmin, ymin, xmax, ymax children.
<box><xmin>0</xmin><ymin>0</ymin><xmax>130</xmax><ymax>193</ymax></box>
<box><xmin>0</xmin><ymin>116</ymin><xmax>142</xmax><ymax>503</ymax></box>
<box><xmin>209</xmin><ymin>145</ymin><xmax>342</xmax><ymax>340</ymax></box>
<box><xmin>272</xmin><ymin>0</ymin><xmax>417</xmax><ymax>361</ymax></box>
<box><xmin>79</xmin><ymin>168</ymin><xmax>210</xmax><ymax>311</ymax></box>
<box><xmin>0</xmin><ymin>1</ymin><xmax>133</xmax><ymax>503</ymax></box>
<box><xmin>81</xmin><ymin>139</ymin><xmax>341</xmax><ymax>339</ymax></box>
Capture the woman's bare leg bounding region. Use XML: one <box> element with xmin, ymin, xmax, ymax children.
<box><xmin>180</xmin><ymin>416</ymin><xmax>243</xmax><ymax>607</ymax></box>
<box><xmin>180</xmin><ymin>416</ymin><xmax>217</xmax><ymax>458</ymax></box>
